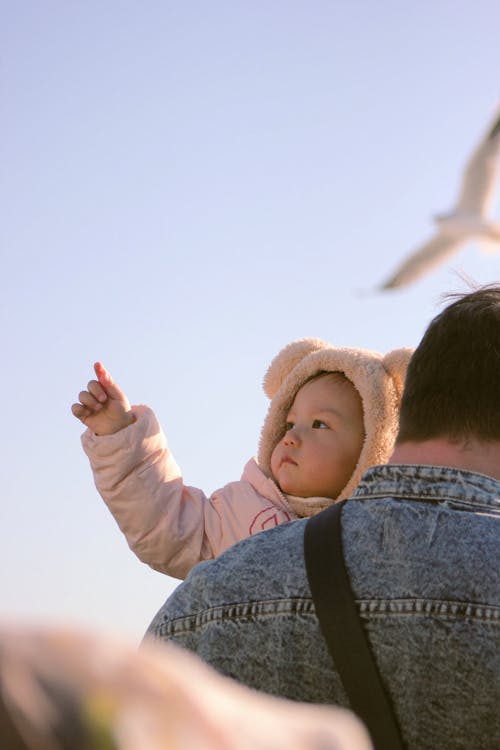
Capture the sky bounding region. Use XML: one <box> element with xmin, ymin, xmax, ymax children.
<box><xmin>2</xmin><ymin>1</ymin><xmax>499</xmax><ymax>643</ymax></box>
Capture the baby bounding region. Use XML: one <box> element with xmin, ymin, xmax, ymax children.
<box><xmin>72</xmin><ymin>338</ymin><xmax>412</xmax><ymax>579</ymax></box>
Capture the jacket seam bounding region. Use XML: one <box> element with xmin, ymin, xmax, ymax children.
<box><xmin>155</xmin><ymin>597</ymin><xmax>500</xmax><ymax>636</ymax></box>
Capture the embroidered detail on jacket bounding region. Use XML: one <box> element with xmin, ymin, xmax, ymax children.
<box><xmin>249</xmin><ymin>507</ymin><xmax>292</xmax><ymax>535</ymax></box>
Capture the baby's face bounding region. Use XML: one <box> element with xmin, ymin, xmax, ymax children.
<box><xmin>270</xmin><ymin>373</ymin><xmax>364</xmax><ymax>499</ymax></box>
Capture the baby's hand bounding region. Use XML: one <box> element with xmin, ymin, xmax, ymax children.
<box><xmin>71</xmin><ymin>362</ymin><xmax>136</xmax><ymax>435</ymax></box>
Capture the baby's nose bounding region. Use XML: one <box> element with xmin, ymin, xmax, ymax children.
<box><xmin>283</xmin><ymin>428</ymin><xmax>300</xmax><ymax>446</ymax></box>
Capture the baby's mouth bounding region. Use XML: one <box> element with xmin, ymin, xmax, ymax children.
<box><xmin>281</xmin><ymin>455</ymin><xmax>298</xmax><ymax>467</ymax></box>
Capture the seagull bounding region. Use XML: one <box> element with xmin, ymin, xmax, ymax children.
<box><xmin>381</xmin><ymin>105</ymin><xmax>500</xmax><ymax>290</ymax></box>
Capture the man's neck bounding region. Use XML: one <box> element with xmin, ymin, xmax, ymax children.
<box><xmin>390</xmin><ymin>438</ymin><xmax>500</xmax><ymax>481</ymax></box>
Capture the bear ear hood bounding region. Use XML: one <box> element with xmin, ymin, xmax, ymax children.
<box><xmin>257</xmin><ymin>338</ymin><xmax>414</xmax><ymax>517</ymax></box>
<box><xmin>263</xmin><ymin>338</ymin><xmax>328</xmax><ymax>398</ymax></box>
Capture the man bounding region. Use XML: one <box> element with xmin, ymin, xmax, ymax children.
<box><xmin>146</xmin><ymin>285</ymin><xmax>500</xmax><ymax>750</ymax></box>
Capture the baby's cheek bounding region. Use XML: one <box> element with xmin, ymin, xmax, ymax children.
<box><xmin>271</xmin><ymin>429</ymin><xmax>289</xmax><ymax>470</ymax></box>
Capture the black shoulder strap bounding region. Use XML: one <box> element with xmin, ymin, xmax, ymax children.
<box><xmin>304</xmin><ymin>501</ymin><xmax>405</xmax><ymax>750</ymax></box>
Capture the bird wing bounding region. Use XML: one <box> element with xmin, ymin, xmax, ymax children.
<box><xmin>454</xmin><ymin>107</ymin><xmax>500</xmax><ymax>216</ymax></box>
<box><xmin>381</xmin><ymin>233</ymin><xmax>467</xmax><ymax>290</ymax></box>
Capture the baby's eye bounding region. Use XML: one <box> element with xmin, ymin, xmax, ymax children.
<box><xmin>312</xmin><ymin>420</ymin><xmax>329</xmax><ymax>429</ymax></box>
<box><xmin>285</xmin><ymin>421</ymin><xmax>294</xmax><ymax>431</ymax></box>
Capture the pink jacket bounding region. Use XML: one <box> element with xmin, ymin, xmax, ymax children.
<box><xmin>82</xmin><ymin>405</ymin><xmax>297</xmax><ymax>580</ymax></box>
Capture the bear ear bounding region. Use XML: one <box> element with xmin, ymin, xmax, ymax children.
<box><xmin>263</xmin><ymin>338</ymin><xmax>328</xmax><ymax>398</ymax></box>
<box><xmin>383</xmin><ymin>347</ymin><xmax>414</xmax><ymax>400</ymax></box>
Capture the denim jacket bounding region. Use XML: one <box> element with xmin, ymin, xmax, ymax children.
<box><xmin>147</xmin><ymin>465</ymin><xmax>500</xmax><ymax>750</ymax></box>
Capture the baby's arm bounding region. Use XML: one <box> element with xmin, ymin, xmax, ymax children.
<box><xmin>73</xmin><ymin>366</ymin><xmax>215</xmax><ymax>577</ymax></box>
<box><xmin>71</xmin><ymin>363</ymin><xmax>135</xmax><ymax>435</ymax></box>
<box><xmin>81</xmin><ymin>408</ymin><xmax>207</xmax><ymax>578</ymax></box>
<box><xmin>74</xmin><ymin>367</ymin><xmax>296</xmax><ymax>579</ymax></box>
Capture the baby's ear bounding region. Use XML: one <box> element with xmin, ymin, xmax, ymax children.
<box><xmin>383</xmin><ymin>347</ymin><xmax>414</xmax><ymax>401</ymax></box>
<box><xmin>263</xmin><ymin>338</ymin><xmax>327</xmax><ymax>398</ymax></box>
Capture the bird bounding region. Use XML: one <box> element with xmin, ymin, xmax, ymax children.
<box><xmin>381</xmin><ymin>104</ymin><xmax>500</xmax><ymax>290</ymax></box>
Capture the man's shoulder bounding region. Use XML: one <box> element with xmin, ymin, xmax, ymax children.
<box><xmin>182</xmin><ymin>518</ymin><xmax>309</xmax><ymax>600</ymax></box>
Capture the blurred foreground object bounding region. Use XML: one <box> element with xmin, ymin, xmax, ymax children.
<box><xmin>0</xmin><ymin>623</ymin><xmax>371</xmax><ymax>750</ymax></box>
<box><xmin>381</xmin><ymin>103</ymin><xmax>500</xmax><ymax>289</ymax></box>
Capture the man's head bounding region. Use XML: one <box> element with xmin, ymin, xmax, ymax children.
<box><xmin>397</xmin><ymin>284</ymin><xmax>500</xmax><ymax>444</ymax></box>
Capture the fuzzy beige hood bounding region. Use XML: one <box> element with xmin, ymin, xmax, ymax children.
<box><xmin>257</xmin><ymin>338</ymin><xmax>414</xmax><ymax>517</ymax></box>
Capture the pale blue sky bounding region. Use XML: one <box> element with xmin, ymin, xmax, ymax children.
<box><xmin>2</xmin><ymin>1</ymin><xmax>499</xmax><ymax>641</ymax></box>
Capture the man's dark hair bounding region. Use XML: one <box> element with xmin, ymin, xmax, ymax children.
<box><xmin>397</xmin><ymin>284</ymin><xmax>500</xmax><ymax>443</ymax></box>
